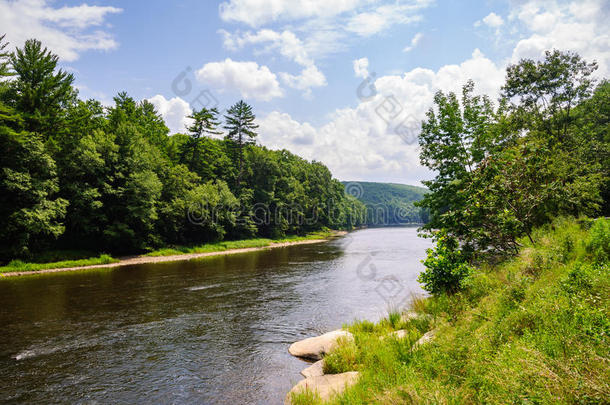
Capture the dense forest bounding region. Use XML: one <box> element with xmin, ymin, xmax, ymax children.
<box><xmin>0</xmin><ymin>36</ymin><xmax>366</xmax><ymax>263</ymax></box>
<box><xmin>415</xmin><ymin>49</ymin><xmax>609</xmax><ymax>294</ymax></box>
<box><xmin>342</xmin><ymin>181</ymin><xmax>428</xmax><ymax>225</ymax></box>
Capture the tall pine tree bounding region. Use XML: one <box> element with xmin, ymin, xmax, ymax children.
<box><xmin>8</xmin><ymin>39</ymin><xmax>75</xmax><ymax>137</ymax></box>
<box><xmin>224</xmin><ymin>100</ymin><xmax>258</xmax><ymax>188</ymax></box>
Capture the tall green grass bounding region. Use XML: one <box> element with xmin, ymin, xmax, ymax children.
<box><xmin>291</xmin><ymin>217</ymin><xmax>609</xmax><ymax>404</ymax></box>
<box><xmin>144</xmin><ymin>230</ymin><xmax>335</xmax><ymax>257</ymax></box>
<box><xmin>0</xmin><ymin>254</ymin><xmax>118</xmax><ymax>274</ymax></box>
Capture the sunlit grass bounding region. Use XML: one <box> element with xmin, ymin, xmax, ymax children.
<box><xmin>295</xmin><ymin>217</ymin><xmax>609</xmax><ymax>404</ymax></box>
<box><xmin>0</xmin><ymin>254</ymin><xmax>118</xmax><ymax>274</ymax></box>
<box><xmin>0</xmin><ymin>230</ymin><xmax>338</xmax><ymax>274</ymax></box>
<box><xmin>144</xmin><ymin>230</ymin><xmax>335</xmax><ymax>257</ymax></box>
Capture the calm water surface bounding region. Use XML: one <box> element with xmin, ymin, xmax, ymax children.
<box><xmin>0</xmin><ymin>227</ymin><xmax>431</xmax><ymax>404</ymax></box>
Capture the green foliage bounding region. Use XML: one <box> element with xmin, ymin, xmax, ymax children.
<box><xmin>0</xmin><ymin>36</ymin><xmax>364</xmax><ymax>263</ymax></box>
<box><xmin>297</xmin><ymin>218</ymin><xmax>609</xmax><ymax>405</ymax></box>
<box><xmin>419</xmin><ymin>232</ymin><xmax>472</xmax><ymax>294</ymax></box>
<box><xmin>418</xmin><ymin>50</ymin><xmax>607</xmax><ymax>260</ymax></box>
<box><xmin>224</xmin><ymin>100</ymin><xmax>258</xmax><ymax>188</ymax></box>
<box><xmin>322</xmin><ymin>337</ymin><xmax>359</xmax><ymax>374</ymax></box>
<box><xmin>0</xmin><ymin>254</ymin><xmax>117</xmax><ymax>273</ymax></box>
<box><xmin>0</xmin><ymin>128</ymin><xmax>68</xmax><ymax>259</ymax></box>
<box><xmin>7</xmin><ymin>39</ymin><xmax>75</xmax><ymax>136</ymax></box>
<box><xmin>586</xmin><ymin>218</ymin><xmax>610</xmax><ymax>263</ymax></box>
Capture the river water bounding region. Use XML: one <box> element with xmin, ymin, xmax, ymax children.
<box><xmin>0</xmin><ymin>227</ymin><xmax>431</xmax><ymax>404</ymax></box>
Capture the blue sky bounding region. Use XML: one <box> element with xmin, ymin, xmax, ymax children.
<box><xmin>1</xmin><ymin>0</ymin><xmax>608</xmax><ymax>185</ymax></box>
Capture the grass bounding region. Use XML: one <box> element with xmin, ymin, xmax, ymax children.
<box><xmin>0</xmin><ymin>254</ymin><xmax>118</xmax><ymax>274</ymax></box>
<box><xmin>0</xmin><ymin>230</ymin><xmax>338</xmax><ymax>274</ymax></box>
<box><xmin>290</xmin><ymin>217</ymin><xmax>609</xmax><ymax>404</ymax></box>
<box><xmin>144</xmin><ymin>230</ymin><xmax>336</xmax><ymax>257</ymax></box>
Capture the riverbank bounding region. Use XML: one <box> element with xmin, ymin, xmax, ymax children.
<box><xmin>0</xmin><ymin>230</ymin><xmax>347</xmax><ymax>277</ymax></box>
<box><xmin>287</xmin><ymin>217</ymin><xmax>609</xmax><ymax>404</ymax></box>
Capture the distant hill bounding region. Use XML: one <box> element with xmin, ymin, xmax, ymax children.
<box><xmin>342</xmin><ymin>181</ymin><xmax>429</xmax><ymax>225</ymax></box>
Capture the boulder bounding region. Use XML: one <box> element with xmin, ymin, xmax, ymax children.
<box><xmin>285</xmin><ymin>372</ymin><xmax>360</xmax><ymax>404</ymax></box>
<box><xmin>288</xmin><ymin>329</ymin><xmax>353</xmax><ymax>360</ymax></box>
<box><xmin>413</xmin><ymin>329</ymin><xmax>436</xmax><ymax>348</ymax></box>
<box><xmin>301</xmin><ymin>359</ymin><xmax>325</xmax><ymax>378</ymax></box>
<box><xmin>389</xmin><ymin>329</ymin><xmax>409</xmax><ymax>339</ymax></box>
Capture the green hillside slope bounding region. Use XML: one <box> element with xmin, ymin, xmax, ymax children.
<box><xmin>342</xmin><ymin>181</ymin><xmax>429</xmax><ymax>225</ymax></box>
<box><xmin>291</xmin><ymin>217</ymin><xmax>610</xmax><ymax>404</ymax></box>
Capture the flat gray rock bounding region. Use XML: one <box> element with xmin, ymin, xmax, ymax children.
<box><xmin>301</xmin><ymin>359</ymin><xmax>324</xmax><ymax>378</ymax></box>
<box><xmin>285</xmin><ymin>371</ymin><xmax>360</xmax><ymax>404</ymax></box>
<box><xmin>414</xmin><ymin>329</ymin><xmax>436</xmax><ymax>347</ymax></box>
<box><xmin>389</xmin><ymin>329</ymin><xmax>409</xmax><ymax>339</ymax></box>
<box><xmin>288</xmin><ymin>329</ymin><xmax>353</xmax><ymax>360</ymax></box>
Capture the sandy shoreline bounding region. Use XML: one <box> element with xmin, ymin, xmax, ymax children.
<box><xmin>0</xmin><ymin>234</ymin><xmax>346</xmax><ymax>278</ymax></box>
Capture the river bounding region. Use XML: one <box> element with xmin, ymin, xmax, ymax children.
<box><xmin>0</xmin><ymin>227</ymin><xmax>431</xmax><ymax>404</ymax></box>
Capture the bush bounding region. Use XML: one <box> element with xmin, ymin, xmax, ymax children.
<box><xmin>418</xmin><ymin>232</ymin><xmax>472</xmax><ymax>295</ymax></box>
<box><xmin>587</xmin><ymin>218</ymin><xmax>610</xmax><ymax>263</ymax></box>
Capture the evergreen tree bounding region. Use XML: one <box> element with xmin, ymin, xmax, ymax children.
<box><xmin>180</xmin><ymin>107</ymin><xmax>223</xmax><ymax>179</ymax></box>
<box><xmin>224</xmin><ymin>100</ymin><xmax>258</xmax><ymax>188</ymax></box>
<box><xmin>8</xmin><ymin>39</ymin><xmax>75</xmax><ymax>136</ymax></box>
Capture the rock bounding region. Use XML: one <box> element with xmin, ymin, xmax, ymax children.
<box><xmin>285</xmin><ymin>372</ymin><xmax>360</xmax><ymax>404</ymax></box>
<box><xmin>288</xmin><ymin>329</ymin><xmax>353</xmax><ymax>360</ymax></box>
<box><xmin>413</xmin><ymin>329</ymin><xmax>436</xmax><ymax>348</ymax></box>
<box><xmin>401</xmin><ymin>310</ymin><xmax>431</xmax><ymax>323</ymax></box>
<box><xmin>389</xmin><ymin>329</ymin><xmax>409</xmax><ymax>339</ymax></box>
<box><xmin>301</xmin><ymin>359</ymin><xmax>325</xmax><ymax>378</ymax></box>
<box><xmin>400</xmin><ymin>311</ymin><xmax>419</xmax><ymax>322</ymax></box>
<box><xmin>380</xmin><ymin>329</ymin><xmax>409</xmax><ymax>340</ymax></box>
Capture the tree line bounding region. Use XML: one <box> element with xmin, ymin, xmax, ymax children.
<box><xmin>416</xmin><ymin>50</ymin><xmax>609</xmax><ymax>294</ymax></box>
<box><xmin>0</xmin><ymin>37</ymin><xmax>366</xmax><ymax>262</ymax></box>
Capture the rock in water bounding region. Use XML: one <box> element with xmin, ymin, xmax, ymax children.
<box><xmin>285</xmin><ymin>372</ymin><xmax>360</xmax><ymax>404</ymax></box>
<box><xmin>288</xmin><ymin>329</ymin><xmax>353</xmax><ymax>360</ymax></box>
<box><xmin>301</xmin><ymin>359</ymin><xmax>324</xmax><ymax>378</ymax></box>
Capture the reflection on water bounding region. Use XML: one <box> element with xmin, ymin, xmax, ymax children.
<box><xmin>0</xmin><ymin>227</ymin><xmax>431</xmax><ymax>404</ymax></box>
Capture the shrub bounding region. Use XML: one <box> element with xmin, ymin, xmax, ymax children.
<box><xmin>418</xmin><ymin>233</ymin><xmax>472</xmax><ymax>294</ymax></box>
<box><xmin>587</xmin><ymin>218</ymin><xmax>610</xmax><ymax>263</ymax></box>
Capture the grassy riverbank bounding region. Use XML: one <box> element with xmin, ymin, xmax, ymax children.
<box><xmin>144</xmin><ymin>230</ymin><xmax>336</xmax><ymax>257</ymax></box>
<box><xmin>292</xmin><ymin>217</ymin><xmax>609</xmax><ymax>404</ymax></box>
<box><xmin>0</xmin><ymin>230</ymin><xmax>339</xmax><ymax>275</ymax></box>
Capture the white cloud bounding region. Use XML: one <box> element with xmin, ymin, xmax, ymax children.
<box><xmin>218</xmin><ymin>0</ymin><xmax>368</xmax><ymax>27</ymax></box>
<box><xmin>402</xmin><ymin>32</ymin><xmax>423</xmax><ymax>52</ymax></box>
<box><xmin>509</xmin><ymin>0</ymin><xmax>610</xmax><ymax>76</ymax></box>
<box><xmin>217</xmin><ymin>1</ymin><xmax>434</xmax><ymax>100</ymax></box>
<box><xmin>475</xmin><ymin>12</ymin><xmax>504</xmax><ymax>28</ymax></box>
<box><xmin>280</xmin><ymin>65</ymin><xmax>327</xmax><ymax>95</ymax></box>
<box><xmin>219</xmin><ymin>28</ymin><xmax>327</xmax><ymax>95</ymax></box>
<box><xmin>216</xmin><ymin>0</ymin><xmax>610</xmax><ymax>183</ymax></box>
<box><xmin>220</xmin><ymin>28</ymin><xmax>314</xmax><ymax>67</ymax></box>
<box><xmin>195</xmin><ymin>58</ymin><xmax>284</xmax><ymax>101</ymax></box>
<box><xmin>218</xmin><ymin>1</ymin><xmax>434</xmax><ymax>73</ymax></box>
<box><xmin>345</xmin><ymin>3</ymin><xmax>426</xmax><ymax>37</ymax></box>
<box><xmin>258</xmin><ymin>49</ymin><xmax>505</xmax><ymax>183</ymax></box>
<box><xmin>148</xmin><ymin>95</ymin><xmax>193</xmax><ymax>135</ymax></box>
<box><xmin>353</xmin><ymin>57</ymin><xmax>370</xmax><ymax>78</ymax></box>
<box><xmin>0</xmin><ymin>0</ymin><xmax>122</xmax><ymax>62</ymax></box>
<box><xmin>258</xmin><ymin>111</ymin><xmax>318</xmax><ymax>145</ymax></box>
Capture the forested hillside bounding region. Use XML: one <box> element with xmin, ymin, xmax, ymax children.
<box><xmin>0</xmin><ymin>37</ymin><xmax>366</xmax><ymax>263</ymax></box>
<box><xmin>342</xmin><ymin>181</ymin><xmax>429</xmax><ymax>225</ymax></box>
